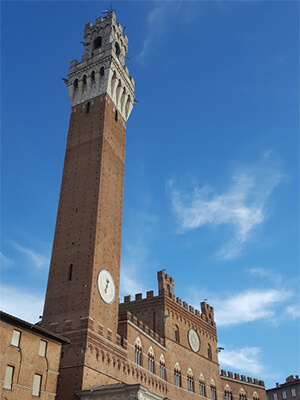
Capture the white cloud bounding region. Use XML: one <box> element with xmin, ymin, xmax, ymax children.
<box><xmin>137</xmin><ymin>2</ymin><xmax>182</xmax><ymax>64</ymax></box>
<box><xmin>286</xmin><ymin>305</ymin><xmax>300</xmax><ymax>319</ymax></box>
<box><xmin>214</xmin><ymin>289</ymin><xmax>291</xmax><ymax>327</ymax></box>
<box><xmin>218</xmin><ymin>346</ymin><xmax>263</xmax><ymax>375</ymax></box>
<box><xmin>13</xmin><ymin>243</ymin><xmax>50</xmax><ymax>270</ymax></box>
<box><xmin>0</xmin><ymin>285</ymin><xmax>44</xmax><ymax>323</ymax></box>
<box><xmin>168</xmin><ymin>154</ymin><xmax>284</xmax><ymax>258</ymax></box>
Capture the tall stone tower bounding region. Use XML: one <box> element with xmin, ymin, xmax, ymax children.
<box><xmin>42</xmin><ymin>12</ymin><xmax>135</xmax><ymax>399</ymax></box>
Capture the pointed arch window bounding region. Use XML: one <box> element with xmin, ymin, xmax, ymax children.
<box><xmin>200</xmin><ymin>375</ymin><xmax>206</xmax><ymax>397</ymax></box>
<box><xmin>211</xmin><ymin>381</ymin><xmax>217</xmax><ymax>400</ymax></box>
<box><xmin>174</xmin><ymin>363</ymin><xmax>181</xmax><ymax>387</ymax></box>
<box><xmin>225</xmin><ymin>390</ymin><xmax>232</xmax><ymax>400</ymax></box>
<box><xmin>160</xmin><ymin>354</ymin><xmax>166</xmax><ymax>380</ymax></box>
<box><xmin>134</xmin><ymin>338</ymin><xmax>142</xmax><ymax>366</ymax></box>
<box><xmin>148</xmin><ymin>346</ymin><xmax>155</xmax><ymax>373</ymax></box>
<box><xmin>253</xmin><ymin>392</ymin><xmax>259</xmax><ymax>400</ymax></box>
<box><xmin>188</xmin><ymin>369</ymin><xmax>194</xmax><ymax>392</ymax></box>
<box><xmin>239</xmin><ymin>393</ymin><xmax>247</xmax><ymax>400</ymax></box>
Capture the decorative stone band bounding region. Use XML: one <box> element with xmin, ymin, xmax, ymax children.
<box><xmin>67</xmin><ymin>55</ymin><xmax>135</xmax><ymax>121</ymax></box>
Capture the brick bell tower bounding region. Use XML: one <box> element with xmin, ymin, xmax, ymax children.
<box><xmin>42</xmin><ymin>12</ymin><xmax>135</xmax><ymax>399</ymax></box>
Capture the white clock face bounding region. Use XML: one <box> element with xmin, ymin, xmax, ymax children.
<box><xmin>188</xmin><ymin>329</ymin><xmax>200</xmax><ymax>352</ymax></box>
<box><xmin>97</xmin><ymin>270</ymin><xmax>116</xmax><ymax>304</ymax></box>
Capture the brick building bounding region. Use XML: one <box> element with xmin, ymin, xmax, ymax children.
<box><xmin>0</xmin><ymin>311</ymin><xmax>68</xmax><ymax>399</ymax></box>
<box><xmin>267</xmin><ymin>376</ymin><xmax>300</xmax><ymax>400</ymax></box>
<box><xmin>1</xmin><ymin>11</ymin><xmax>268</xmax><ymax>400</ymax></box>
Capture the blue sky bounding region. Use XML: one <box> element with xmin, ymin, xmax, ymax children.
<box><xmin>1</xmin><ymin>0</ymin><xmax>299</xmax><ymax>389</ymax></box>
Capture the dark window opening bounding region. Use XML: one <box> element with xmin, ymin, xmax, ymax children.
<box><xmin>115</xmin><ymin>110</ymin><xmax>118</xmax><ymax>122</ymax></box>
<box><xmin>86</xmin><ymin>102</ymin><xmax>90</xmax><ymax>114</ymax></box>
<box><xmin>93</xmin><ymin>36</ymin><xmax>102</xmax><ymax>49</ymax></box>
<box><xmin>74</xmin><ymin>79</ymin><xmax>78</xmax><ymax>89</ymax></box>
<box><xmin>207</xmin><ymin>344</ymin><xmax>212</xmax><ymax>359</ymax></box>
<box><xmin>174</xmin><ymin>325</ymin><xmax>179</xmax><ymax>342</ymax></box>
<box><xmin>82</xmin><ymin>75</ymin><xmax>87</xmax><ymax>85</ymax></box>
<box><xmin>115</xmin><ymin>42</ymin><xmax>121</xmax><ymax>58</ymax></box>
<box><xmin>100</xmin><ymin>67</ymin><xmax>105</xmax><ymax>77</ymax></box>
<box><xmin>91</xmin><ymin>71</ymin><xmax>95</xmax><ymax>82</ymax></box>
<box><xmin>68</xmin><ymin>264</ymin><xmax>73</xmax><ymax>281</ymax></box>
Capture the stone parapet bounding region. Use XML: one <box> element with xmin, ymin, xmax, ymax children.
<box><xmin>220</xmin><ymin>370</ymin><xmax>265</xmax><ymax>387</ymax></box>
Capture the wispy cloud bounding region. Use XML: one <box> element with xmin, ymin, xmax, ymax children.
<box><xmin>137</xmin><ymin>2</ymin><xmax>182</xmax><ymax>64</ymax></box>
<box><xmin>13</xmin><ymin>243</ymin><xmax>50</xmax><ymax>270</ymax></box>
<box><xmin>218</xmin><ymin>346</ymin><xmax>263</xmax><ymax>375</ymax></box>
<box><xmin>0</xmin><ymin>284</ymin><xmax>44</xmax><ymax>323</ymax></box>
<box><xmin>0</xmin><ymin>252</ymin><xmax>14</xmax><ymax>267</ymax></box>
<box><xmin>167</xmin><ymin>153</ymin><xmax>284</xmax><ymax>259</ymax></box>
<box><xmin>214</xmin><ymin>289</ymin><xmax>291</xmax><ymax>327</ymax></box>
<box><xmin>286</xmin><ymin>305</ymin><xmax>300</xmax><ymax>319</ymax></box>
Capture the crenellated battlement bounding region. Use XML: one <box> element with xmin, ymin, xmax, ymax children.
<box><xmin>220</xmin><ymin>370</ymin><xmax>265</xmax><ymax>387</ymax></box>
<box><xmin>118</xmin><ymin>310</ymin><xmax>165</xmax><ymax>347</ymax></box>
<box><xmin>120</xmin><ymin>290</ymin><xmax>216</xmax><ymax>327</ymax></box>
<box><xmin>66</xmin><ymin>11</ymin><xmax>136</xmax><ymax>121</ymax></box>
<box><xmin>157</xmin><ymin>270</ymin><xmax>175</xmax><ymax>299</ymax></box>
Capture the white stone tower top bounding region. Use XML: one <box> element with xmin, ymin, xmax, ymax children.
<box><xmin>67</xmin><ymin>11</ymin><xmax>136</xmax><ymax>121</ymax></box>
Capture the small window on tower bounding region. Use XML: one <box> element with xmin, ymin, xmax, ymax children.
<box><xmin>93</xmin><ymin>36</ymin><xmax>102</xmax><ymax>49</ymax></box>
<box><xmin>115</xmin><ymin>110</ymin><xmax>118</xmax><ymax>122</ymax></box>
<box><xmin>100</xmin><ymin>67</ymin><xmax>105</xmax><ymax>77</ymax></box>
<box><xmin>82</xmin><ymin>75</ymin><xmax>87</xmax><ymax>85</ymax></box>
<box><xmin>86</xmin><ymin>102</ymin><xmax>90</xmax><ymax>114</ymax></box>
<box><xmin>68</xmin><ymin>264</ymin><xmax>73</xmax><ymax>281</ymax></box>
<box><xmin>115</xmin><ymin>42</ymin><xmax>121</xmax><ymax>58</ymax></box>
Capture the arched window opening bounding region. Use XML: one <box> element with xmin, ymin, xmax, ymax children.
<box><xmin>200</xmin><ymin>381</ymin><xmax>206</xmax><ymax>397</ymax></box>
<box><xmin>135</xmin><ymin>338</ymin><xmax>142</xmax><ymax>366</ymax></box>
<box><xmin>148</xmin><ymin>347</ymin><xmax>154</xmax><ymax>373</ymax></box>
<box><xmin>160</xmin><ymin>355</ymin><xmax>166</xmax><ymax>380</ymax></box>
<box><xmin>225</xmin><ymin>390</ymin><xmax>232</xmax><ymax>400</ymax></box>
<box><xmin>115</xmin><ymin>110</ymin><xmax>118</xmax><ymax>122</ymax></box>
<box><xmin>100</xmin><ymin>66</ymin><xmax>105</xmax><ymax>77</ymax></box>
<box><xmin>253</xmin><ymin>392</ymin><xmax>259</xmax><ymax>400</ymax></box>
<box><xmin>91</xmin><ymin>71</ymin><xmax>95</xmax><ymax>82</ymax></box>
<box><xmin>211</xmin><ymin>386</ymin><xmax>217</xmax><ymax>400</ymax></box>
<box><xmin>93</xmin><ymin>36</ymin><xmax>102</xmax><ymax>49</ymax></box>
<box><xmin>68</xmin><ymin>264</ymin><xmax>73</xmax><ymax>281</ymax></box>
<box><xmin>115</xmin><ymin>42</ymin><xmax>121</xmax><ymax>58</ymax></box>
<box><xmin>86</xmin><ymin>102</ymin><xmax>90</xmax><ymax>114</ymax></box>
<box><xmin>74</xmin><ymin>79</ymin><xmax>78</xmax><ymax>89</ymax></box>
<box><xmin>148</xmin><ymin>356</ymin><xmax>154</xmax><ymax>373</ymax></box>
<box><xmin>188</xmin><ymin>369</ymin><xmax>194</xmax><ymax>392</ymax></box>
<box><xmin>82</xmin><ymin>75</ymin><xmax>87</xmax><ymax>85</ymax></box>
<box><xmin>174</xmin><ymin>363</ymin><xmax>181</xmax><ymax>387</ymax></box>
<box><xmin>167</xmin><ymin>284</ymin><xmax>171</xmax><ymax>296</ymax></box>
<box><xmin>207</xmin><ymin>344</ymin><xmax>212</xmax><ymax>360</ymax></box>
<box><xmin>239</xmin><ymin>394</ymin><xmax>247</xmax><ymax>400</ymax></box>
<box><xmin>174</xmin><ymin>325</ymin><xmax>179</xmax><ymax>342</ymax></box>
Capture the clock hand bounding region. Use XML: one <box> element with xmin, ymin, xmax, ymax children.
<box><xmin>104</xmin><ymin>278</ymin><xmax>109</xmax><ymax>293</ymax></box>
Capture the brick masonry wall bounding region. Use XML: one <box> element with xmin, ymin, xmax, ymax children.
<box><xmin>0</xmin><ymin>320</ymin><xmax>62</xmax><ymax>400</ymax></box>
